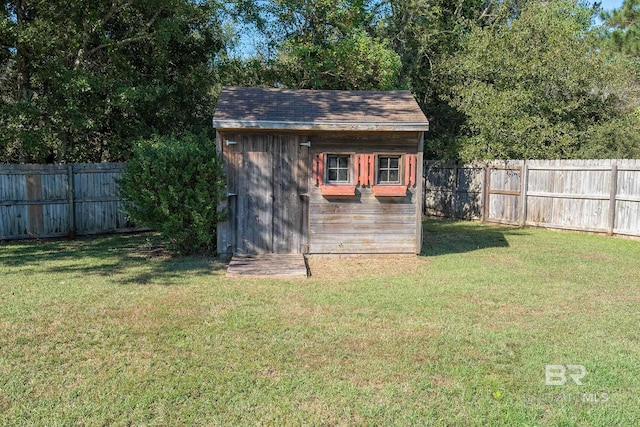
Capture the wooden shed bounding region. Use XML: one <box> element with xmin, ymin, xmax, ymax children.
<box><xmin>212</xmin><ymin>87</ymin><xmax>429</xmax><ymax>255</ymax></box>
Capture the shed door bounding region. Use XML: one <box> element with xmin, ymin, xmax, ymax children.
<box><xmin>240</xmin><ymin>150</ymin><xmax>273</xmax><ymax>253</ymax></box>
<box><xmin>234</xmin><ymin>135</ymin><xmax>309</xmax><ymax>254</ymax></box>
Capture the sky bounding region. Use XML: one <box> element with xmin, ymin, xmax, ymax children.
<box><xmin>594</xmin><ymin>0</ymin><xmax>625</xmax><ymax>25</ymax></box>
<box><xmin>599</xmin><ymin>0</ymin><xmax>624</xmax><ymax>11</ymax></box>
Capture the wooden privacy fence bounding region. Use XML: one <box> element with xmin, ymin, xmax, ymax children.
<box><xmin>4</xmin><ymin>160</ymin><xmax>640</xmax><ymax>240</ymax></box>
<box><xmin>425</xmin><ymin>159</ymin><xmax>640</xmax><ymax>237</ymax></box>
<box><xmin>0</xmin><ymin>163</ymin><xmax>137</xmax><ymax>240</ymax></box>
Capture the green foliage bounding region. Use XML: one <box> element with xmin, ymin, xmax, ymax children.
<box><xmin>601</xmin><ymin>0</ymin><xmax>640</xmax><ymax>58</ymax></box>
<box><xmin>1</xmin><ymin>0</ymin><xmax>226</xmax><ymax>163</ymax></box>
<box><xmin>382</xmin><ymin>0</ymin><xmax>492</xmax><ymax>159</ymax></box>
<box><xmin>277</xmin><ymin>27</ymin><xmax>402</xmax><ymax>90</ymax></box>
<box><xmin>247</xmin><ymin>0</ymin><xmax>402</xmax><ymax>90</ymax></box>
<box><xmin>443</xmin><ymin>0</ymin><xmax>640</xmax><ymax>161</ymax></box>
<box><xmin>5</xmin><ymin>0</ymin><xmax>640</xmax><ymax>164</ymax></box>
<box><xmin>118</xmin><ymin>133</ymin><xmax>226</xmax><ymax>255</ymax></box>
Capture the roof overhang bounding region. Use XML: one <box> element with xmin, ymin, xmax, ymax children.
<box><xmin>212</xmin><ymin>119</ymin><xmax>429</xmax><ymax>132</ymax></box>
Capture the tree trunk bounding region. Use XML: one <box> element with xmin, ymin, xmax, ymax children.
<box><xmin>15</xmin><ymin>0</ymin><xmax>32</xmax><ymax>103</ymax></box>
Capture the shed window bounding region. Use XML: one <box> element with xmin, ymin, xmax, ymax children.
<box><xmin>326</xmin><ymin>155</ymin><xmax>350</xmax><ymax>183</ymax></box>
<box><xmin>377</xmin><ymin>156</ymin><xmax>401</xmax><ymax>184</ymax></box>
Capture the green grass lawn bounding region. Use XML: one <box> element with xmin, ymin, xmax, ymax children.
<box><xmin>1</xmin><ymin>220</ymin><xmax>639</xmax><ymax>426</ymax></box>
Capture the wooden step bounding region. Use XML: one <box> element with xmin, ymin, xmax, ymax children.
<box><xmin>226</xmin><ymin>254</ymin><xmax>309</xmax><ymax>278</ymax></box>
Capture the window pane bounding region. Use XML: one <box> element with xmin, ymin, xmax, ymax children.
<box><xmin>389</xmin><ymin>170</ymin><xmax>399</xmax><ymax>182</ymax></box>
<box><xmin>378</xmin><ymin>170</ymin><xmax>388</xmax><ymax>182</ymax></box>
<box><xmin>390</xmin><ymin>157</ymin><xmax>399</xmax><ymax>169</ymax></box>
<box><xmin>326</xmin><ymin>154</ymin><xmax>350</xmax><ymax>183</ymax></box>
<box><xmin>379</xmin><ymin>157</ymin><xmax>388</xmax><ymax>169</ymax></box>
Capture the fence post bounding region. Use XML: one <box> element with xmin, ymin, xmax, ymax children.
<box><xmin>519</xmin><ymin>161</ymin><xmax>528</xmax><ymax>227</ymax></box>
<box><xmin>67</xmin><ymin>164</ymin><xmax>76</xmax><ymax>238</ymax></box>
<box><xmin>452</xmin><ymin>163</ymin><xmax>459</xmax><ymax>218</ymax></box>
<box><xmin>607</xmin><ymin>164</ymin><xmax>618</xmax><ymax>236</ymax></box>
<box><xmin>481</xmin><ymin>164</ymin><xmax>489</xmax><ymax>223</ymax></box>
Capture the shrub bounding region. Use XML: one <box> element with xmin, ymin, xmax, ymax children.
<box><xmin>118</xmin><ymin>133</ymin><xmax>226</xmax><ymax>254</ymax></box>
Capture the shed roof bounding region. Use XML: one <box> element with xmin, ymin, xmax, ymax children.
<box><xmin>212</xmin><ymin>87</ymin><xmax>429</xmax><ymax>132</ymax></box>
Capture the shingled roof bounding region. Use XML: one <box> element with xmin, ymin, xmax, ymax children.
<box><xmin>212</xmin><ymin>87</ymin><xmax>429</xmax><ymax>132</ymax></box>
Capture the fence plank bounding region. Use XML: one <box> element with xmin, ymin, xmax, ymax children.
<box><xmin>0</xmin><ymin>163</ymin><xmax>138</xmax><ymax>240</ymax></box>
<box><xmin>608</xmin><ymin>165</ymin><xmax>618</xmax><ymax>235</ymax></box>
<box><xmin>26</xmin><ymin>173</ymin><xmax>44</xmax><ymax>236</ymax></box>
<box><xmin>67</xmin><ymin>164</ymin><xmax>75</xmax><ymax>237</ymax></box>
<box><xmin>424</xmin><ymin>159</ymin><xmax>640</xmax><ymax>238</ymax></box>
<box><xmin>520</xmin><ymin>163</ymin><xmax>528</xmax><ymax>227</ymax></box>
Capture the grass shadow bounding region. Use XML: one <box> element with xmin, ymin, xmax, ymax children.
<box><xmin>421</xmin><ymin>218</ymin><xmax>530</xmax><ymax>256</ymax></box>
<box><xmin>0</xmin><ymin>233</ymin><xmax>226</xmax><ymax>285</ymax></box>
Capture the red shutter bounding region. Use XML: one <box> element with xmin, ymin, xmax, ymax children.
<box><xmin>357</xmin><ymin>154</ymin><xmax>370</xmax><ymax>186</ymax></box>
<box><xmin>316</xmin><ymin>153</ymin><xmax>324</xmax><ymax>185</ymax></box>
<box><xmin>404</xmin><ymin>155</ymin><xmax>410</xmax><ymax>187</ymax></box>
<box><xmin>405</xmin><ymin>154</ymin><xmax>416</xmax><ymax>186</ymax></box>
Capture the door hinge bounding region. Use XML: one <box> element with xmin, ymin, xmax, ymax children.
<box><xmin>300</xmin><ymin>141</ymin><xmax>311</xmax><ymax>147</ymax></box>
<box><xmin>226</xmin><ymin>140</ymin><xmax>238</xmax><ymax>145</ymax></box>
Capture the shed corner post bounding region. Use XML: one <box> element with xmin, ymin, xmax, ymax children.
<box><xmin>415</xmin><ymin>132</ymin><xmax>425</xmax><ymax>255</ymax></box>
<box><xmin>215</xmin><ymin>130</ymin><xmax>230</xmax><ymax>258</ymax></box>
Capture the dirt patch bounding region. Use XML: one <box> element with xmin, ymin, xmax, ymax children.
<box><xmin>579</xmin><ymin>252</ymin><xmax>613</xmax><ymax>262</ymax></box>
<box><xmin>133</xmin><ymin>242</ymin><xmax>173</xmax><ymax>259</ymax></box>
<box><xmin>256</xmin><ymin>367</ymin><xmax>286</xmax><ymax>381</ymax></box>
<box><xmin>430</xmin><ymin>374</ymin><xmax>455</xmax><ymax>389</ymax></box>
<box><xmin>306</xmin><ymin>254</ymin><xmax>430</xmax><ymax>280</ymax></box>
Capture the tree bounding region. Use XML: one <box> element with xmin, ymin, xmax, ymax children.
<box><xmin>601</xmin><ymin>0</ymin><xmax>640</xmax><ymax>58</ymax></box>
<box><xmin>248</xmin><ymin>0</ymin><xmax>402</xmax><ymax>90</ymax></box>
<box><xmin>1</xmin><ymin>0</ymin><xmax>227</xmax><ymax>163</ymax></box>
<box><xmin>381</xmin><ymin>0</ymin><xmax>515</xmax><ymax>159</ymax></box>
<box><xmin>442</xmin><ymin>0</ymin><xmax>640</xmax><ymax>160</ymax></box>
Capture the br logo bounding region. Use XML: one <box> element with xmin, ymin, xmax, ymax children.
<box><xmin>545</xmin><ymin>364</ymin><xmax>587</xmax><ymax>386</ymax></box>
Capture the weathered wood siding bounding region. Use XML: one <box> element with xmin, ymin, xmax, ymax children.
<box><xmin>217</xmin><ymin>130</ymin><xmax>423</xmax><ymax>255</ymax></box>
<box><xmin>0</xmin><ymin>163</ymin><xmax>137</xmax><ymax>240</ymax></box>
<box><xmin>424</xmin><ymin>159</ymin><xmax>640</xmax><ymax>237</ymax></box>
<box><xmin>73</xmin><ymin>164</ymin><xmax>131</xmax><ymax>234</ymax></box>
<box><xmin>616</xmin><ymin>167</ymin><xmax>640</xmax><ymax>235</ymax></box>
<box><xmin>424</xmin><ymin>162</ymin><xmax>484</xmax><ymax>219</ymax></box>
<box><xmin>0</xmin><ymin>164</ymin><xmax>70</xmax><ymax>238</ymax></box>
<box><xmin>526</xmin><ymin>164</ymin><xmax>609</xmax><ymax>231</ymax></box>
<box><xmin>309</xmin><ymin>132</ymin><xmax>422</xmax><ymax>254</ymax></box>
<box><xmin>217</xmin><ymin>132</ymin><xmax>310</xmax><ymax>254</ymax></box>
<box><xmin>486</xmin><ymin>163</ymin><xmax>522</xmax><ymax>225</ymax></box>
